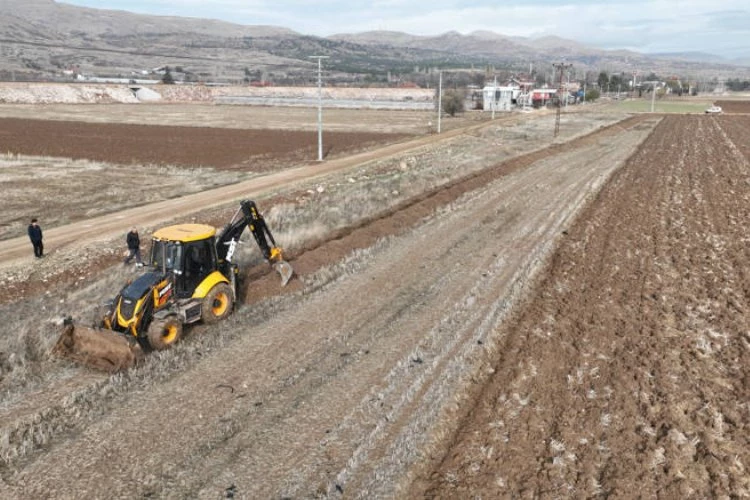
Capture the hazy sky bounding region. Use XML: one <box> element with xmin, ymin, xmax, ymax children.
<box><xmin>59</xmin><ymin>1</ymin><xmax>750</xmax><ymax>58</ymax></box>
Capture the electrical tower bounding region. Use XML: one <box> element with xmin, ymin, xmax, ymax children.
<box><xmin>553</xmin><ymin>63</ymin><xmax>572</xmax><ymax>138</ymax></box>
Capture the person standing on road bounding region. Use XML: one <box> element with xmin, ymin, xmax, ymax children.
<box><xmin>124</xmin><ymin>227</ymin><xmax>143</xmax><ymax>266</ymax></box>
<box><xmin>27</xmin><ymin>218</ymin><xmax>43</xmax><ymax>258</ymax></box>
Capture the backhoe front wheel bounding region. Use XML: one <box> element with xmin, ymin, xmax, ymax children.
<box><xmin>202</xmin><ymin>283</ymin><xmax>234</xmax><ymax>324</ymax></box>
<box><xmin>92</xmin><ymin>304</ymin><xmax>113</xmax><ymax>329</ymax></box>
<box><xmin>147</xmin><ymin>316</ymin><xmax>183</xmax><ymax>350</ymax></box>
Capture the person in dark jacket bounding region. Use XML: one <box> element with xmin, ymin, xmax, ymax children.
<box><xmin>27</xmin><ymin>218</ymin><xmax>43</xmax><ymax>258</ymax></box>
<box><xmin>124</xmin><ymin>227</ymin><xmax>143</xmax><ymax>266</ymax></box>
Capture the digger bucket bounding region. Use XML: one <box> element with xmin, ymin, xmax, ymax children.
<box><xmin>273</xmin><ymin>259</ymin><xmax>294</xmax><ymax>287</ymax></box>
<box><xmin>53</xmin><ymin>323</ymin><xmax>143</xmax><ymax>373</ymax></box>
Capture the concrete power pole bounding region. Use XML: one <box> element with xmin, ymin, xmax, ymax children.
<box><xmin>309</xmin><ymin>55</ymin><xmax>329</xmax><ymax>161</ymax></box>
<box><xmin>553</xmin><ymin>63</ymin><xmax>572</xmax><ymax>138</ymax></box>
<box><xmin>492</xmin><ymin>75</ymin><xmax>497</xmax><ymax>120</ymax></box>
<box><xmin>437</xmin><ymin>70</ymin><xmax>443</xmax><ymax>134</ymax></box>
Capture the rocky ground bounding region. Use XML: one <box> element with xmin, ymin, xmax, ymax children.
<box><xmin>1</xmin><ymin>103</ymin><xmax>747</xmax><ymax>498</ymax></box>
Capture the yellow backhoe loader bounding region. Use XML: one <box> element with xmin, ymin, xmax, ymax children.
<box><xmin>54</xmin><ymin>200</ymin><xmax>293</xmax><ymax>372</ymax></box>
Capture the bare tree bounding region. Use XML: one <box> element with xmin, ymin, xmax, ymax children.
<box><xmin>161</xmin><ymin>67</ymin><xmax>175</xmax><ymax>85</ymax></box>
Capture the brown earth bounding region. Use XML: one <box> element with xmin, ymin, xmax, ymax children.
<box><xmin>0</xmin><ymin>109</ymin><xmax>527</xmax><ymax>269</ymax></box>
<box><xmin>0</xmin><ymin>104</ymin><xmax>489</xmax><ymax>244</ymax></box>
<box><xmin>2</xmin><ymin>107</ymin><xmax>748</xmax><ymax>498</ymax></box>
<box><xmin>0</xmin><ymin>117</ymin><xmax>407</xmax><ymax>170</ymax></box>
<box><xmin>715</xmin><ymin>100</ymin><xmax>750</xmax><ymax>114</ymax></box>
<box><xmin>416</xmin><ymin>114</ymin><xmax>750</xmax><ymax>498</ymax></box>
<box><xmin>0</xmin><ymin>110</ymin><xmax>658</xmax><ymax>497</ymax></box>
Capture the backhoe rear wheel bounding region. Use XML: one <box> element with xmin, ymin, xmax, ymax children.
<box><xmin>202</xmin><ymin>283</ymin><xmax>233</xmax><ymax>324</ymax></box>
<box><xmin>147</xmin><ymin>316</ymin><xmax>183</xmax><ymax>350</ymax></box>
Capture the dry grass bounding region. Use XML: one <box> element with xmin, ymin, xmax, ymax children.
<box><xmin>0</xmin><ymin>154</ymin><xmax>246</xmax><ymax>241</ymax></box>
<box><xmin>0</xmin><ymin>225</ymin><xmax>397</xmax><ymax>466</ymax></box>
<box><xmin>0</xmin><ymin>109</ymin><xmax>631</xmax><ymax>468</ymax></box>
<box><xmin>0</xmin><ymin>133</ymin><xmax>484</xmax><ymax>465</ymax></box>
<box><xmin>0</xmin><ymin>103</ymin><xmax>474</xmax><ymax>134</ymax></box>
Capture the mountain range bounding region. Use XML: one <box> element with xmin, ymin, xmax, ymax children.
<box><xmin>0</xmin><ymin>0</ymin><xmax>746</xmax><ymax>85</ymax></box>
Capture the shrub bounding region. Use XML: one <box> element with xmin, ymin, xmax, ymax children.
<box><xmin>161</xmin><ymin>67</ymin><xmax>175</xmax><ymax>85</ymax></box>
<box><xmin>585</xmin><ymin>89</ymin><xmax>600</xmax><ymax>102</ymax></box>
<box><xmin>441</xmin><ymin>90</ymin><xmax>465</xmax><ymax>116</ymax></box>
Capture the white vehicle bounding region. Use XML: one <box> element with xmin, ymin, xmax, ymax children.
<box><xmin>705</xmin><ymin>105</ymin><xmax>723</xmax><ymax>114</ymax></box>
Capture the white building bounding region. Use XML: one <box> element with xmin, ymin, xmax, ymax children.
<box><xmin>482</xmin><ymin>85</ymin><xmax>518</xmax><ymax>112</ymax></box>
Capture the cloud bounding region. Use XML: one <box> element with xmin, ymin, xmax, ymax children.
<box><xmin>59</xmin><ymin>1</ymin><xmax>750</xmax><ymax>56</ymax></box>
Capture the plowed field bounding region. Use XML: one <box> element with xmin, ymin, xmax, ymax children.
<box><xmin>417</xmin><ymin>114</ymin><xmax>750</xmax><ymax>498</ymax></box>
<box><xmin>0</xmin><ymin>117</ymin><xmax>406</xmax><ymax>170</ymax></box>
<box><xmin>715</xmin><ymin>100</ymin><xmax>750</xmax><ymax>114</ymax></box>
<box><xmin>1</xmin><ymin>108</ymin><xmax>749</xmax><ymax>498</ymax></box>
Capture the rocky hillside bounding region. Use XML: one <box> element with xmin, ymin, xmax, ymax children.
<box><xmin>0</xmin><ymin>0</ymin><xmax>746</xmax><ymax>84</ymax></box>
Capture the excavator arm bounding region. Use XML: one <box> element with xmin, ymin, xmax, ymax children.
<box><xmin>216</xmin><ymin>200</ymin><xmax>293</xmax><ymax>286</ymax></box>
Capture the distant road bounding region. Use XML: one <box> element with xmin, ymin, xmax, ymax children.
<box><xmin>215</xmin><ymin>96</ymin><xmax>434</xmax><ymax>110</ymax></box>
<box><xmin>0</xmin><ymin>120</ymin><xmax>493</xmax><ymax>268</ymax></box>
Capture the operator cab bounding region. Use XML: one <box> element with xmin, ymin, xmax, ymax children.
<box><xmin>149</xmin><ymin>224</ymin><xmax>220</xmax><ymax>298</ymax></box>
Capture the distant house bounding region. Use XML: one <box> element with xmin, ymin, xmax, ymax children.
<box><xmin>531</xmin><ymin>88</ymin><xmax>557</xmax><ymax>107</ymax></box>
<box><xmin>482</xmin><ymin>85</ymin><xmax>518</xmax><ymax>112</ymax></box>
<box><xmin>507</xmin><ymin>77</ymin><xmax>534</xmax><ymax>92</ymax></box>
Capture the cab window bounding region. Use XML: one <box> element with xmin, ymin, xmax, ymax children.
<box><xmin>150</xmin><ymin>240</ymin><xmax>183</xmax><ymax>272</ymax></box>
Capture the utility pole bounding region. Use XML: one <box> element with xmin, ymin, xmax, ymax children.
<box><xmin>437</xmin><ymin>70</ymin><xmax>443</xmax><ymax>134</ymax></box>
<box><xmin>651</xmin><ymin>82</ymin><xmax>657</xmax><ymax>112</ymax></box>
<box><xmin>553</xmin><ymin>62</ymin><xmax>572</xmax><ymax>138</ymax></box>
<box><xmin>309</xmin><ymin>55</ymin><xmax>329</xmax><ymax>161</ymax></box>
<box><xmin>492</xmin><ymin>75</ymin><xmax>497</xmax><ymax>120</ymax></box>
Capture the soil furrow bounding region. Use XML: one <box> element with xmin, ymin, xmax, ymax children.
<box><xmin>419</xmin><ymin>114</ymin><xmax>750</xmax><ymax>498</ymax></box>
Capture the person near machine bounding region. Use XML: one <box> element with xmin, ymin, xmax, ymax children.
<box><xmin>124</xmin><ymin>227</ymin><xmax>143</xmax><ymax>266</ymax></box>
<box><xmin>28</xmin><ymin>218</ymin><xmax>44</xmax><ymax>258</ymax></box>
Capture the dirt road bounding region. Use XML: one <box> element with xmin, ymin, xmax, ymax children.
<box><xmin>0</xmin><ymin>115</ymin><xmax>659</xmax><ymax>497</ymax></box>
<box><xmin>0</xmin><ymin>119</ymin><xmax>485</xmax><ymax>267</ymax></box>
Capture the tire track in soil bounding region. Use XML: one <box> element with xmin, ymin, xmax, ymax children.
<box><xmin>244</xmin><ymin>114</ymin><xmax>656</xmax><ymax>304</ymax></box>
<box><xmin>206</xmin><ymin>124</ymin><xmax>656</xmax><ymax>499</ymax></box>
<box><xmin>0</xmin><ymin>114</ymin><xmax>657</xmax><ymax>497</ymax></box>
<box><xmin>0</xmin><ymin>113</ymin><xmax>632</xmax><ymax>464</ymax></box>
<box><xmin>2</xmin><ymin>115</ymin><xmax>648</xmax><ymax>460</ymax></box>
<box><xmin>419</xmin><ymin>115</ymin><xmax>750</xmax><ymax>498</ymax></box>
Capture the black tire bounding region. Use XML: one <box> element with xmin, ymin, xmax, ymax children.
<box><xmin>201</xmin><ymin>283</ymin><xmax>234</xmax><ymax>324</ymax></box>
<box><xmin>147</xmin><ymin>316</ymin><xmax>183</xmax><ymax>350</ymax></box>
